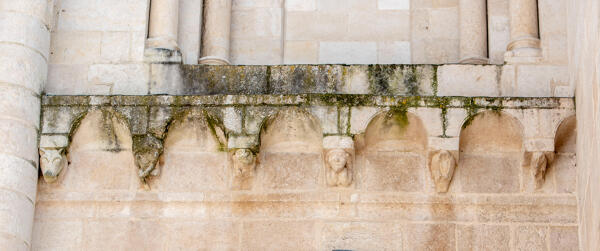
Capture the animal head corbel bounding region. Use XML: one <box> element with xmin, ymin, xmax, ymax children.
<box><xmin>133</xmin><ymin>135</ymin><xmax>164</xmax><ymax>187</ymax></box>
<box><xmin>39</xmin><ymin>135</ymin><xmax>70</xmax><ymax>183</ymax></box>
<box><xmin>530</xmin><ymin>151</ymin><xmax>554</xmax><ymax>189</ymax></box>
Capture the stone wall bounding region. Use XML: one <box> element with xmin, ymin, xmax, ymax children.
<box><xmin>43</xmin><ymin>0</ymin><xmax>571</xmax><ymax>96</ymax></box>
<box><xmin>569</xmin><ymin>0</ymin><xmax>600</xmax><ymax>250</ymax></box>
<box><xmin>35</xmin><ymin>93</ymin><xmax>577</xmax><ymax>250</ymax></box>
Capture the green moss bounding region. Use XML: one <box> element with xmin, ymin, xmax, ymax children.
<box><xmin>432</xmin><ymin>65</ymin><xmax>439</xmax><ymax>96</ymax></box>
<box><xmin>462</xmin><ymin>98</ymin><xmax>479</xmax><ymax>129</ymax></box>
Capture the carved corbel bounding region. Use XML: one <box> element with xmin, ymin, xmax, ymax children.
<box><xmin>133</xmin><ymin>135</ymin><xmax>164</xmax><ymax>186</ymax></box>
<box><xmin>231</xmin><ymin>148</ymin><xmax>256</xmax><ymax>190</ymax></box>
<box><xmin>39</xmin><ymin>135</ymin><xmax>69</xmax><ymax>183</ymax></box>
<box><xmin>325</xmin><ymin>148</ymin><xmax>354</xmax><ymax>187</ymax></box>
<box><xmin>529</xmin><ymin>151</ymin><xmax>555</xmax><ymax>189</ymax></box>
<box><xmin>323</xmin><ymin>136</ymin><xmax>355</xmax><ymax>188</ymax></box>
<box><xmin>429</xmin><ymin>150</ymin><xmax>456</xmax><ymax>193</ymax></box>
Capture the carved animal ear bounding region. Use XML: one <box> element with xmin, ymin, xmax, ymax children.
<box><xmin>58</xmin><ymin>148</ymin><xmax>65</xmax><ymax>155</ymax></box>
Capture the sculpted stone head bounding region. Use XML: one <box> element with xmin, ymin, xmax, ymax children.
<box><xmin>39</xmin><ymin>148</ymin><xmax>67</xmax><ymax>183</ymax></box>
<box><xmin>325</xmin><ymin>149</ymin><xmax>353</xmax><ymax>187</ymax></box>
<box><xmin>232</xmin><ymin>149</ymin><xmax>256</xmax><ymax>176</ymax></box>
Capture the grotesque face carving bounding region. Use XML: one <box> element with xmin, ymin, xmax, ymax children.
<box><xmin>325</xmin><ymin>149</ymin><xmax>353</xmax><ymax>187</ymax></box>
<box><xmin>430</xmin><ymin>150</ymin><xmax>456</xmax><ymax>193</ymax></box>
<box><xmin>39</xmin><ymin>148</ymin><xmax>67</xmax><ymax>183</ymax></box>
<box><xmin>232</xmin><ymin>149</ymin><xmax>256</xmax><ymax>176</ymax></box>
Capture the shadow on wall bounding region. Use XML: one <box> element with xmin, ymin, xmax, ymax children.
<box><xmin>457</xmin><ymin>111</ymin><xmax>524</xmax><ymax>193</ymax></box>
<box><xmin>355</xmin><ymin>110</ymin><xmax>429</xmax><ymax>192</ymax></box>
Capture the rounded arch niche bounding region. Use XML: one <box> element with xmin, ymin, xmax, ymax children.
<box><xmin>457</xmin><ymin>111</ymin><xmax>524</xmax><ymax>193</ymax></box>
<box><xmin>49</xmin><ymin>109</ymin><xmax>136</xmax><ymax>191</ymax></box>
<box><xmin>360</xmin><ymin>110</ymin><xmax>428</xmax><ymax>192</ymax></box>
<box><xmin>153</xmin><ymin>109</ymin><xmax>228</xmax><ymax>192</ymax></box>
<box><xmin>552</xmin><ymin>116</ymin><xmax>576</xmax><ymax>193</ymax></box>
<box><xmin>258</xmin><ymin>108</ymin><xmax>323</xmax><ymax>190</ymax></box>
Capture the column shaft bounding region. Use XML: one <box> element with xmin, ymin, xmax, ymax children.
<box><xmin>148</xmin><ymin>0</ymin><xmax>180</xmax><ymax>50</ymax></box>
<box><xmin>199</xmin><ymin>0</ymin><xmax>232</xmax><ymax>65</ymax></box>
<box><xmin>459</xmin><ymin>0</ymin><xmax>488</xmax><ymax>64</ymax></box>
<box><xmin>0</xmin><ymin>1</ymin><xmax>50</xmax><ymax>249</ymax></box>
<box><xmin>507</xmin><ymin>0</ymin><xmax>542</xmax><ymax>57</ymax></box>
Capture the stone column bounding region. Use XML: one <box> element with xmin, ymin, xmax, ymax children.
<box><xmin>506</xmin><ymin>0</ymin><xmax>542</xmax><ymax>59</ymax></box>
<box><xmin>0</xmin><ymin>1</ymin><xmax>50</xmax><ymax>249</ymax></box>
<box><xmin>147</xmin><ymin>0</ymin><xmax>180</xmax><ymax>50</ymax></box>
<box><xmin>199</xmin><ymin>0</ymin><xmax>232</xmax><ymax>65</ymax></box>
<box><xmin>459</xmin><ymin>0</ymin><xmax>488</xmax><ymax>64</ymax></box>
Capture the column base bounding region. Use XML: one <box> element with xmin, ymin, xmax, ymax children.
<box><xmin>144</xmin><ymin>47</ymin><xmax>182</xmax><ymax>64</ymax></box>
<box><xmin>504</xmin><ymin>49</ymin><xmax>543</xmax><ymax>64</ymax></box>
<box><xmin>459</xmin><ymin>56</ymin><xmax>489</xmax><ymax>64</ymax></box>
<box><xmin>199</xmin><ymin>56</ymin><xmax>231</xmax><ymax>65</ymax></box>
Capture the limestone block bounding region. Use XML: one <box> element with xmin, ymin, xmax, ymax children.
<box><xmin>231</xmin><ymin>38</ymin><xmax>282</xmax><ymax>65</ymax></box>
<box><xmin>457</xmin><ymin>154</ymin><xmax>521</xmax><ymax>193</ymax></box>
<box><xmin>0</xmin><ymin>120</ymin><xmax>39</xmax><ymax>163</ymax></box>
<box><xmin>285</xmin><ymin>12</ymin><xmax>347</xmax><ymax>41</ymax></box>
<box><xmin>340</xmin><ymin>66</ymin><xmax>369</xmax><ymax>94</ymax></box>
<box><xmin>428</xmin><ymin>137</ymin><xmax>459</xmax><ymax>151</ymax></box>
<box><xmin>269</xmin><ymin>65</ymin><xmax>343</xmax><ymax>93</ymax></box>
<box><xmin>32</xmin><ymin>220</ymin><xmax>83</xmax><ymax>250</ymax></box>
<box><xmin>339</xmin><ymin>107</ymin><xmax>350</xmax><ymax>134</ymax></box>
<box><xmin>319</xmin><ymin>41</ymin><xmax>377</xmax><ymax>64</ymax></box>
<box><xmin>165</xmin><ymin>221</ymin><xmax>239</xmax><ymax>250</ymax></box>
<box><xmin>456</xmin><ymin>224</ymin><xmax>510</xmax><ymax>250</ymax></box>
<box><xmin>0</xmin><ymin>155</ymin><xmax>37</xmax><ymax>202</ymax></box>
<box><xmin>231</xmin><ymin>8</ymin><xmax>281</xmax><ymax>39</ymax></box>
<box><xmin>49</xmin><ymin>31</ymin><xmax>101</xmax><ymax>64</ymax></box>
<box><xmin>310</xmin><ymin>106</ymin><xmax>338</xmax><ymax>134</ymax></box>
<box><xmin>0</xmin><ymin>11</ymin><xmax>50</xmax><ymax>58</ymax></box>
<box><xmin>100</xmin><ymin>31</ymin><xmax>130</xmax><ymax>63</ymax></box>
<box><xmin>488</xmin><ymin>15</ymin><xmax>510</xmax><ymax>64</ymax></box>
<box><xmin>323</xmin><ymin>136</ymin><xmax>354</xmax><ymax>149</ymax></box>
<box><xmin>0</xmin><ymin>44</ymin><xmax>47</xmax><ymax>93</ymax></box>
<box><xmin>499</xmin><ymin>64</ymin><xmax>516</xmax><ymax>96</ymax></box>
<box><xmin>233</xmin><ymin>0</ymin><xmax>282</xmax><ymax>10</ymax></box>
<box><xmin>319</xmin><ymin>222</ymin><xmax>403</xmax><ymax>250</ymax></box>
<box><xmin>40</xmin><ymin>135</ymin><xmax>69</xmax><ymax>149</ymax></box>
<box><xmin>514</xmin><ymin>225</ymin><xmax>548</xmax><ymax>251</ymax></box>
<box><xmin>549</xmin><ymin>226</ymin><xmax>579</xmax><ymax>251</ymax></box>
<box><xmin>347</xmin><ymin>11</ymin><xmax>410</xmax><ymax>41</ymax></box>
<box><xmin>445</xmin><ymin>108</ymin><xmax>468</xmax><ymax>137</ymax></box>
<box><xmin>149</xmin><ymin>63</ymin><xmax>184</xmax><ymax>95</ymax></box>
<box><xmin>317</xmin><ymin>0</ymin><xmax>375</xmax><ymax>11</ymax></box>
<box><xmin>244</xmin><ymin>106</ymin><xmax>278</xmax><ymax>134</ymax></box>
<box><xmin>0</xmin><ymin>0</ymin><xmax>48</xmax><ymax>23</ymax></box>
<box><xmin>222</xmin><ymin>107</ymin><xmax>243</xmax><ymax>134</ymax></box>
<box><xmin>350</xmin><ymin>106</ymin><xmax>380</xmax><ymax>134</ymax></box>
<box><xmin>437</xmin><ymin>65</ymin><xmax>500</xmax><ymax>96</ymax></box>
<box><xmin>378</xmin><ymin>0</ymin><xmax>409</xmax><ymax>10</ymax></box>
<box><xmin>87</xmin><ymin>64</ymin><xmax>149</xmax><ymax>95</ymax></box>
<box><xmin>0</xmin><ymin>236</ymin><xmax>28</xmax><ymax>250</ymax></box>
<box><xmin>41</xmin><ymin>106</ymin><xmax>87</xmax><ymax>134</ymax></box>
<box><xmin>57</xmin><ymin>0</ymin><xmax>148</xmax><ymax>32</ymax></box>
<box><xmin>363</xmin><ymin>153</ymin><xmax>425</xmax><ymax>192</ymax></box>
<box><xmin>524</xmin><ymin>138</ymin><xmax>555</xmax><ymax>152</ymax></box>
<box><xmin>413</xmin><ymin>108</ymin><xmax>442</xmax><ymax>137</ymax></box>
<box><xmin>378</xmin><ymin>41</ymin><xmax>411</xmax><ymax>64</ymax></box>
<box><xmin>157</xmin><ymin>153</ymin><xmax>230</xmax><ymax>192</ymax></box>
<box><xmin>116</xmin><ymin>106</ymin><xmax>148</xmax><ymax>135</ymax></box>
<box><xmin>258</xmin><ymin>152</ymin><xmax>322</xmax><ymax>190</ymax></box>
<box><xmin>130</xmin><ymin>31</ymin><xmax>146</xmax><ymax>62</ymax></box>
<box><xmin>228</xmin><ymin>135</ymin><xmax>258</xmax><ymax>149</ymax></box>
<box><xmin>283</xmin><ymin>41</ymin><xmax>318</xmax><ymax>64</ymax></box>
<box><xmin>242</xmin><ymin>221</ymin><xmax>314</xmax><ymax>250</ymax></box>
<box><xmin>286</xmin><ymin>0</ymin><xmax>315</xmax><ymax>11</ymax></box>
<box><xmin>0</xmin><ymin>85</ymin><xmax>40</xmax><ymax>128</ymax></box>
<box><xmin>405</xmin><ymin>224</ymin><xmax>455</xmax><ymax>250</ymax></box>
<box><xmin>516</xmin><ymin>65</ymin><xmax>569</xmax><ymax>97</ymax></box>
<box><xmin>411</xmin><ymin>38</ymin><xmax>460</xmax><ymax>64</ymax></box>
<box><xmin>553</xmin><ymin>154</ymin><xmax>576</xmax><ymax>193</ymax></box>
<box><xmin>0</xmin><ymin>190</ymin><xmax>35</xmax><ymax>246</ymax></box>
<box><xmin>45</xmin><ymin>64</ymin><xmax>90</xmax><ymax>95</ymax></box>
<box><xmin>230</xmin><ymin>149</ymin><xmax>256</xmax><ymax>190</ymax></box>
<box><xmin>178</xmin><ymin>0</ymin><xmax>202</xmax><ymax>65</ymax></box>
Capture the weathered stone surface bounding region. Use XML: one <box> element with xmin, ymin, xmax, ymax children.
<box><xmin>456</xmin><ymin>224</ymin><xmax>510</xmax><ymax>251</ymax></box>
<box><xmin>363</xmin><ymin>153</ymin><xmax>425</xmax><ymax>192</ymax></box>
<box><xmin>319</xmin><ymin>222</ymin><xmax>403</xmax><ymax>250</ymax></box>
<box><xmin>242</xmin><ymin>221</ymin><xmax>315</xmax><ymax>250</ymax></box>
